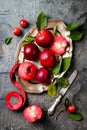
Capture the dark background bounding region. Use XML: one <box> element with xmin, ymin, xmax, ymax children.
<box><xmin>0</xmin><ymin>0</ymin><xmax>87</xmax><ymax>130</ymax></box>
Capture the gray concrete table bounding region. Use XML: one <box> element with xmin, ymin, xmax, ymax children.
<box><xmin>0</xmin><ymin>0</ymin><xmax>87</xmax><ymax>130</ymax></box>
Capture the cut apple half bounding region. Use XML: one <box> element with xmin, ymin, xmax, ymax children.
<box><xmin>14</xmin><ymin>19</ymin><xmax>73</xmax><ymax>94</ymax></box>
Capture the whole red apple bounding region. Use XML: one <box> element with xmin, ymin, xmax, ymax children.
<box><xmin>24</xmin><ymin>43</ymin><xmax>40</xmax><ymax>60</ymax></box>
<box><xmin>39</xmin><ymin>49</ymin><xmax>56</xmax><ymax>68</ymax></box>
<box><xmin>23</xmin><ymin>104</ymin><xmax>43</xmax><ymax>123</ymax></box>
<box><xmin>18</xmin><ymin>62</ymin><xmax>37</xmax><ymax>80</ymax></box>
<box><xmin>19</xmin><ymin>19</ymin><xmax>28</xmax><ymax>28</ymax></box>
<box><xmin>35</xmin><ymin>29</ymin><xmax>54</xmax><ymax>47</ymax></box>
<box><xmin>50</xmin><ymin>35</ymin><xmax>69</xmax><ymax>55</ymax></box>
<box><xmin>36</xmin><ymin>67</ymin><xmax>51</xmax><ymax>84</ymax></box>
<box><xmin>67</xmin><ymin>105</ymin><xmax>76</xmax><ymax>113</ymax></box>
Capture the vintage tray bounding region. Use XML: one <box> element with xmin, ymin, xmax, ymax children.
<box><xmin>14</xmin><ymin>19</ymin><xmax>73</xmax><ymax>94</ymax></box>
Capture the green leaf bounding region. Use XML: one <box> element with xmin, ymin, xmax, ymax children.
<box><xmin>20</xmin><ymin>41</ymin><xmax>30</xmax><ymax>46</ymax></box>
<box><xmin>5</xmin><ymin>37</ymin><xmax>13</xmax><ymax>45</ymax></box>
<box><xmin>57</xmin><ymin>77</ymin><xmax>69</xmax><ymax>88</ymax></box>
<box><xmin>61</xmin><ymin>57</ymin><xmax>71</xmax><ymax>72</ymax></box>
<box><xmin>67</xmin><ymin>112</ymin><xmax>84</xmax><ymax>121</ymax></box>
<box><xmin>36</xmin><ymin>11</ymin><xmax>47</xmax><ymax>30</ymax></box>
<box><xmin>52</xmin><ymin>26</ymin><xmax>57</xmax><ymax>36</ymax></box>
<box><xmin>47</xmin><ymin>83</ymin><xmax>57</xmax><ymax>97</ymax></box>
<box><xmin>24</xmin><ymin>36</ymin><xmax>34</xmax><ymax>41</ymax></box>
<box><xmin>64</xmin><ymin>98</ymin><xmax>71</xmax><ymax>108</ymax></box>
<box><xmin>20</xmin><ymin>36</ymin><xmax>34</xmax><ymax>46</ymax></box>
<box><xmin>52</xmin><ymin>57</ymin><xmax>62</xmax><ymax>75</ymax></box>
<box><xmin>69</xmin><ymin>30</ymin><xmax>83</xmax><ymax>41</ymax></box>
<box><xmin>67</xmin><ymin>22</ymin><xmax>80</xmax><ymax>31</ymax></box>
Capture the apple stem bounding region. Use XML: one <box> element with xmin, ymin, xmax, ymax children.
<box><xmin>55</xmin><ymin>107</ymin><xmax>65</xmax><ymax>120</ymax></box>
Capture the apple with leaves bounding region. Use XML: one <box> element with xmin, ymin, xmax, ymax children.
<box><xmin>67</xmin><ymin>105</ymin><xmax>76</xmax><ymax>113</ymax></box>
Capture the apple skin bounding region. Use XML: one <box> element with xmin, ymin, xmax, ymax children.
<box><xmin>23</xmin><ymin>104</ymin><xmax>43</xmax><ymax>123</ymax></box>
<box><xmin>50</xmin><ymin>36</ymin><xmax>69</xmax><ymax>55</ymax></box>
<box><xmin>35</xmin><ymin>29</ymin><xmax>54</xmax><ymax>47</ymax></box>
<box><xmin>36</xmin><ymin>67</ymin><xmax>51</xmax><ymax>84</ymax></box>
<box><xmin>18</xmin><ymin>62</ymin><xmax>37</xmax><ymax>80</ymax></box>
<box><xmin>19</xmin><ymin>19</ymin><xmax>28</xmax><ymax>28</ymax></box>
<box><xmin>39</xmin><ymin>49</ymin><xmax>56</xmax><ymax>68</ymax></box>
<box><xmin>24</xmin><ymin>43</ymin><xmax>40</xmax><ymax>60</ymax></box>
<box><xmin>67</xmin><ymin>105</ymin><xmax>76</xmax><ymax>113</ymax></box>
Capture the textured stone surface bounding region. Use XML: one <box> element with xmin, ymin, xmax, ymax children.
<box><xmin>0</xmin><ymin>0</ymin><xmax>87</xmax><ymax>130</ymax></box>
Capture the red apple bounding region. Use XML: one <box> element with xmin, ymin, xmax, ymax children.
<box><xmin>35</xmin><ymin>29</ymin><xmax>54</xmax><ymax>47</ymax></box>
<box><xmin>39</xmin><ymin>49</ymin><xmax>56</xmax><ymax>68</ymax></box>
<box><xmin>67</xmin><ymin>105</ymin><xmax>76</xmax><ymax>113</ymax></box>
<box><xmin>18</xmin><ymin>62</ymin><xmax>37</xmax><ymax>80</ymax></box>
<box><xmin>13</xmin><ymin>27</ymin><xmax>21</xmax><ymax>36</ymax></box>
<box><xmin>50</xmin><ymin>36</ymin><xmax>69</xmax><ymax>55</ymax></box>
<box><xmin>24</xmin><ymin>43</ymin><xmax>40</xmax><ymax>60</ymax></box>
<box><xmin>23</xmin><ymin>104</ymin><xmax>43</xmax><ymax>123</ymax></box>
<box><xmin>36</xmin><ymin>67</ymin><xmax>50</xmax><ymax>84</ymax></box>
<box><xmin>19</xmin><ymin>19</ymin><xmax>28</xmax><ymax>28</ymax></box>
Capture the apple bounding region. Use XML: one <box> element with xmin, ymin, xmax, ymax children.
<box><xmin>23</xmin><ymin>104</ymin><xmax>43</xmax><ymax>123</ymax></box>
<box><xmin>36</xmin><ymin>67</ymin><xmax>51</xmax><ymax>84</ymax></box>
<box><xmin>67</xmin><ymin>105</ymin><xmax>76</xmax><ymax>113</ymax></box>
<box><xmin>35</xmin><ymin>29</ymin><xmax>54</xmax><ymax>47</ymax></box>
<box><xmin>50</xmin><ymin>35</ymin><xmax>69</xmax><ymax>55</ymax></box>
<box><xmin>19</xmin><ymin>19</ymin><xmax>28</xmax><ymax>28</ymax></box>
<box><xmin>24</xmin><ymin>43</ymin><xmax>40</xmax><ymax>60</ymax></box>
<box><xmin>13</xmin><ymin>27</ymin><xmax>21</xmax><ymax>36</ymax></box>
<box><xmin>18</xmin><ymin>62</ymin><xmax>37</xmax><ymax>80</ymax></box>
<box><xmin>39</xmin><ymin>49</ymin><xmax>56</xmax><ymax>68</ymax></box>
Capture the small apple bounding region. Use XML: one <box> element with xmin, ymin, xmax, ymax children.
<box><xmin>19</xmin><ymin>19</ymin><xmax>28</xmax><ymax>28</ymax></box>
<box><xmin>23</xmin><ymin>104</ymin><xmax>43</xmax><ymax>123</ymax></box>
<box><xmin>24</xmin><ymin>43</ymin><xmax>40</xmax><ymax>60</ymax></box>
<box><xmin>67</xmin><ymin>105</ymin><xmax>76</xmax><ymax>113</ymax></box>
<box><xmin>13</xmin><ymin>27</ymin><xmax>21</xmax><ymax>36</ymax></box>
<box><xmin>18</xmin><ymin>62</ymin><xmax>37</xmax><ymax>80</ymax></box>
<box><xmin>50</xmin><ymin>36</ymin><xmax>69</xmax><ymax>55</ymax></box>
<box><xmin>35</xmin><ymin>29</ymin><xmax>54</xmax><ymax>47</ymax></box>
<box><xmin>39</xmin><ymin>49</ymin><xmax>56</xmax><ymax>68</ymax></box>
<box><xmin>36</xmin><ymin>67</ymin><xmax>51</xmax><ymax>84</ymax></box>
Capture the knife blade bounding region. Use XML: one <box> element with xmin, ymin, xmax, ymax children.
<box><xmin>48</xmin><ymin>70</ymin><xmax>77</xmax><ymax>115</ymax></box>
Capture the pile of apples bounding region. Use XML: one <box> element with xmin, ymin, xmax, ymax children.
<box><xmin>18</xmin><ymin>29</ymin><xmax>69</xmax><ymax>85</ymax></box>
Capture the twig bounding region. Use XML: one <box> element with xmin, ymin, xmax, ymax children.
<box><xmin>55</xmin><ymin>107</ymin><xmax>65</xmax><ymax>120</ymax></box>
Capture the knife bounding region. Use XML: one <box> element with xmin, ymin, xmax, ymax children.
<box><xmin>48</xmin><ymin>70</ymin><xmax>77</xmax><ymax>116</ymax></box>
